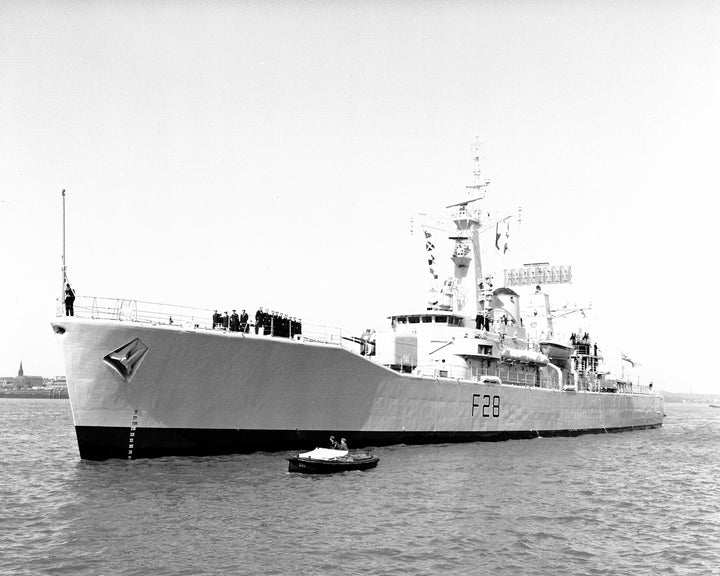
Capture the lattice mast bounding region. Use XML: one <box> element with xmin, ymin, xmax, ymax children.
<box><xmin>445</xmin><ymin>139</ymin><xmax>490</xmax><ymax>317</ymax></box>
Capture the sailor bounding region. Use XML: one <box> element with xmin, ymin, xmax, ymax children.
<box><xmin>64</xmin><ymin>282</ymin><xmax>76</xmax><ymax>316</ymax></box>
<box><xmin>338</xmin><ymin>438</ymin><xmax>348</xmax><ymax>450</ymax></box>
<box><xmin>367</xmin><ymin>332</ymin><xmax>375</xmax><ymax>356</ymax></box>
<box><xmin>240</xmin><ymin>309</ymin><xmax>249</xmax><ymax>333</ymax></box>
<box><xmin>212</xmin><ymin>310</ymin><xmax>221</xmax><ymax>329</ymax></box>
<box><xmin>282</xmin><ymin>314</ymin><xmax>290</xmax><ymax>338</ymax></box>
<box><xmin>229</xmin><ymin>310</ymin><xmax>240</xmax><ymax>332</ymax></box>
<box><xmin>222</xmin><ymin>311</ymin><xmax>229</xmax><ymax>329</ymax></box>
<box><xmin>329</xmin><ymin>435</ymin><xmax>339</xmax><ymax>449</ymax></box>
<box><xmin>267</xmin><ymin>311</ymin><xmax>275</xmax><ymax>336</ymax></box>
<box><xmin>255</xmin><ymin>308</ymin><xmax>263</xmax><ymax>334</ymax></box>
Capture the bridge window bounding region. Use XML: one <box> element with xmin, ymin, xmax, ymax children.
<box><xmin>408</xmin><ymin>316</ymin><xmax>420</xmax><ymax>324</ymax></box>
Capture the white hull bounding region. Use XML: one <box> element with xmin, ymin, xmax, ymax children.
<box><xmin>53</xmin><ymin>318</ymin><xmax>664</xmax><ymax>460</ymax></box>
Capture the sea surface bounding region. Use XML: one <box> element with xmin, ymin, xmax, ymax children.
<box><xmin>1</xmin><ymin>400</ymin><xmax>718</xmax><ymax>576</ymax></box>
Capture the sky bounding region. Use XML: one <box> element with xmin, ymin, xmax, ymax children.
<box><xmin>1</xmin><ymin>0</ymin><xmax>718</xmax><ymax>393</ymax></box>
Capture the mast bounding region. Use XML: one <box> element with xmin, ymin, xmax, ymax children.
<box><xmin>466</xmin><ymin>140</ymin><xmax>488</xmax><ymax>313</ymax></box>
<box><xmin>432</xmin><ymin>141</ymin><xmax>500</xmax><ymax>316</ymax></box>
<box><xmin>446</xmin><ymin>139</ymin><xmax>489</xmax><ymax>316</ymax></box>
<box><xmin>61</xmin><ymin>189</ymin><xmax>66</xmax><ymax>304</ymax></box>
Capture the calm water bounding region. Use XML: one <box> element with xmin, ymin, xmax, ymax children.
<box><xmin>1</xmin><ymin>400</ymin><xmax>718</xmax><ymax>576</ymax></box>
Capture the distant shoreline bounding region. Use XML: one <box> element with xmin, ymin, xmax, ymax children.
<box><xmin>0</xmin><ymin>391</ymin><xmax>68</xmax><ymax>399</ymax></box>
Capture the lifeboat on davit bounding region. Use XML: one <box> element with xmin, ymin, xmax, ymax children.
<box><xmin>538</xmin><ymin>341</ymin><xmax>574</xmax><ymax>368</ymax></box>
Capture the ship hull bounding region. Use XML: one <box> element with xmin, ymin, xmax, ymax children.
<box><xmin>75</xmin><ymin>423</ymin><xmax>661</xmax><ymax>461</ymax></box>
<box><xmin>54</xmin><ymin>318</ymin><xmax>664</xmax><ymax>461</ymax></box>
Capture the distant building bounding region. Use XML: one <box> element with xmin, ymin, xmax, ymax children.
<box><xmin>0</xmin><ymin>361</ymin><xmax>44</xmax><ymax>390</ymax></box>
<box><xmin>47</xmin><ymin>376</ymin><xmax>68</xmax><ymax>390</ymax></box>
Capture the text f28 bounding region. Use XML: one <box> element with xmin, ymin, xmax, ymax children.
<box><xmin>471</xmin><ymin>394</ymin><xmax>500</xmax><ymax>417</ymax></box>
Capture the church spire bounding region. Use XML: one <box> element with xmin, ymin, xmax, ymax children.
<box><xmin>18</xmin><ymin>361</ymin><xmax>24</xmax><ymax>377</ymax></box>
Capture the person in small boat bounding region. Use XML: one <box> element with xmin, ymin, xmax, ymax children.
<box><xmin>338</xmin><ymin>438</ymin><xmax>348</xmax><ymax>450</ymax></box>
<box><xmin>329</xmin><ymin>436</ymin><xmax>339</xmax><ymax>449</ymax></box>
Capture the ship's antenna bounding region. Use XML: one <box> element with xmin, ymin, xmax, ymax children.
<box><xmin>466</xmin><ymin>138</ymin><xmax>490</xmax><ymax>196</ymax></box>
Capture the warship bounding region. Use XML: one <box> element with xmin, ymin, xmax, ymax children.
<box><xmin>53</xmin><ymin>149</ymin><xmax>663</xmax><ymax>460</ymax></box>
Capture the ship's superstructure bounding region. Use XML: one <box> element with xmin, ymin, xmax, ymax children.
<box><xmin>53</xmin><ymin>148</ymin><xmax>663</xmax><ymax>460</ymax></box>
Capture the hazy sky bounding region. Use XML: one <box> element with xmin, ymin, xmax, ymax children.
<box><xmin>1</xmin><ymin>1</ymin><xmax>718</xmax><ymax>393</ymax></box>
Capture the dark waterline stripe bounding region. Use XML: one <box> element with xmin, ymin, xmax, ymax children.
<box><xmin>74</xmin><ymin>424</ymin><xmax>663</xmax><ymax>461</ymax></box>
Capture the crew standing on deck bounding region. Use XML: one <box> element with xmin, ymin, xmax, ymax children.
<box><xmin>64</xmin><ymin>282</ymin><xmax>76</xmax><ymax>316</ymax></box>
<box><xmin>475</xmin><ymin>312</ymin><xmax>485</xmax><ymax>330</ymax></box>
<box><xmin>229</xmin><ymin>310</ymin><xmax>240</xmax><ymax>332</ymax></box>
<box><xmin>240</xmin><ymin>309</ymin><xmax>249</xmax><ymax>333</ymax></box>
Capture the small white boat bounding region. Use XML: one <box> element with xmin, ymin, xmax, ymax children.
<box><xmin>287</xmin><ymin>447</ymin><xmax>380</xmax><ymax>474</ymax></box>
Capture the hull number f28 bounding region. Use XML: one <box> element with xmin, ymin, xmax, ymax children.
<box><xmin>472</xmin><ymin>394</ymin><xmax>500</xmax><ymax>418</ymax></box>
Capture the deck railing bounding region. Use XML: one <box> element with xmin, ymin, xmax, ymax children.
<box><xmin>56</xmin><ymin>297</ymin><xmax>657</xmax><ymax>395</ymax></box>
<box><xmin>56</xmin><ymin>296</ymin><xmax>343</xmax><ymax>345</ymax></box>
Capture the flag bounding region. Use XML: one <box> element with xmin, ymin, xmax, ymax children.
<box><xmin>621</xmin><ymin>352</ymin><xmax>635</xmax><ymax>367</ymax></box>
<box><xmin>503</xmin><ymin>221</ymin><xmax>510</xmax><ymax>254</ymax></box>
<box><xmin>495</xmin><ymin>223</ymin><xmax>501</xmax><ymax>250</ymax></box>
<box><xmin>423</xmin><ymin>228</ymin><xmax>438</xmax><ymax>279</ymax></box>
<box><xmin>424</xmin><ymin>230</ymin><xmax>435</xmax><ymax>252</ymax></box>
